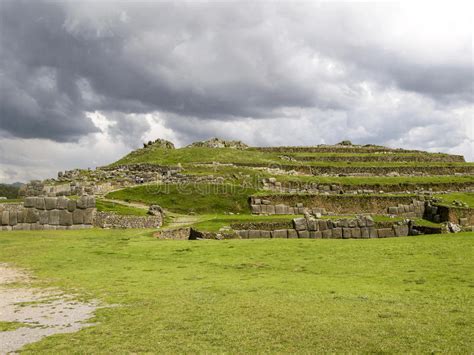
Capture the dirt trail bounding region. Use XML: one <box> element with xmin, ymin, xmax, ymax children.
<box><xmin>0</xmin><ymin>264</ymin><xmax>99</xmax><ymax>354</ymax></box>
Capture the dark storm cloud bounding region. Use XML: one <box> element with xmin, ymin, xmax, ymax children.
<box><xmin>0</xmin><ymin>0</ymin><xmax>472</xmax><ymax>145</ymax></box>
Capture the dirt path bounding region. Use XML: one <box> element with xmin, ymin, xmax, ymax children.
<box><xmin>0</xmin><ymin>264</ymin><xmax>99</xmax><ymax>354</ymax></box>
<box><xmin>99</xmin><ymin>197</ymin><xmax>150</xmax><ymax>210</ymax></box>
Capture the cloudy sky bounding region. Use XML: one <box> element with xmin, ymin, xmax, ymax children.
<box><xmin>0</xmin><ymin>0</ymin><xmax>473</xmax><ymax>183</ymax></box>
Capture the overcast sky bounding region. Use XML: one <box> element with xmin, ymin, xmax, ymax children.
<box><xmin>0</xmin><ymin>0</ymin><xmax>473</xmax><ymax>183</ymax></box>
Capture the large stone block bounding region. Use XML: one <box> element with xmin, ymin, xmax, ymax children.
<box><xmin>272</xmin><ymin>229</ymin><xmax>287</xmax><ymax>238</ymax></box>
<box><xmin>77</xmin><ymin>196</ymin><xmax>88</xmax><ymax>209</ymax></box>
<box><xmin>307</xmin><ymin>218</ymin><xmax>318</xmax><ymax>231</ymax></box>
<box><xmin>1</xmin><ymin>211</ymin><xmax>9</xmax><ymax>225</ymax></box>
<box><xmin>342</xmin><ymin>228</ymin><xmax>352</xmax><ymax>239</ymax></box>
<box><xmin>24</xmin><ymin>208</ymin><xmax>39</xmax><ymax>223</ymax></box>
<box><xmin>237</xmin><ymin>230</ymin><xmax>248</xmax><ymax>239</ymax></box>
<box><xmin>8</xmin><ymin>211</ymin><xmax>17</xmax><ymax>226</ymax></box>
<box><xmin>251</xmin><ymin>205</ymin><xmax>261</xmax><ymax>214</ymax></box>
<box><xmin>248</xmin><ymin>230</ymin><xmax>261</xmax><ymax>239</ymax></box>
<box><xmin>352</xmin><ymin>228</ymin><xmax>361</xmax><ymax>239</ymax></box>
<box><xmin>298</xmin><ymin>230</ymin><xmax>309</xmax><ymax>238</ymax></box>
<box><xmin>357</xmin><ymin>218</ymin><xmax>366</xmax><ymax>227</ymax></box>
<box><xmin>275</xmin><ymin>204</ymin><xmax>287</xmax><ymax>215</ymax></box>
<box><xmin>388</xmin><ymin>206</ymin><xmax>398</xmax><ymax>214</ymax></box>
<box><xmin>318</xmin><ymin>220</ymin><xmax>328</xmax><ymax>230</ymax></box>
<box><xmin>266</xmin><ymin>205</ymin><xmax>276</xmax><ymax>214</ymax></box>
<box><xmin>260</xmin><ymin>230</ymin><xmax>271</xmax><ymax>238</ymax></box>
<box><xmin>377</xmin><ymin>228</ymin><xmax>394</xmax><ymax>238</ymax></box>
<box><xmin>57</xmin><ymin>197</ymin><xmax>69</xmax><ymax>210</ymax></box>
<box><xmin>287</xmin><ymin>229</ymin><xmax>298</xmax><ymax>238</ymax></box>
<box><xmin>38</xmin><ymin>210</ymin><xmax>49</xmax><ymax>224</ymax></box>
<box><xmin>67</xmin><ymin>199</ymin><xmax>77</xmax><ymax>212</ymax></box>
<box><xmin>16</xmin><ymin>210</ymin><xmax>25</xmax><ymax>224</ymax></box>
<box><xmin>34</xmin><ymin>197</ymin><xmax>45</xmax><ymax>210</ymax></box>
<box><xmin>293</xmin><ymin>217</ymin><xmax>307</xmax><ymax>231</ymax></box>
<box><xmin>24</xmin><ymin>197</ymin><xmax>36</xmax><ymax>208</ymax></box>
<box><xmin>369</xmin><ymin>227</ymin><xmax>378</xmax><ymax>238</ymax></box>
<box><xmin>360</xmin><ymin>227</ymin><xmax>370</xmax><ymax>239</ymax></box>
<box><xmin>338</xmin><ymin>219</ymin><xmax>348</xmax><ymax>228</ymax></box>
<box><xmin>393</xmin><ymin>225</ymin><xmax>409</xmax><ymax>237</ymax></box>
<box><xmin>332</xmin><ymin>227</ymin><xmax>342</xmax><ymax>239</ymax></box>
<box><xmin>49</xmin><ymin>210</ymin><xmax>60</xmax><ymax>225</ymax></box>
<box><xmin>86</xmin><ymin>196</ymin><xmax>96</xmax><ymax>208</ymax></box>
<box><xmin>322</xmin><ymin>229</ymin><xmax>332</xmax><ymax>239</ymax></box>
<box><xmin>59</xmin><ymin>210</ymin><xmax>73</xmax><ymax>226</ymax></box>
<box><xmin>72</xmin><ymin>209</ymin><xmax>84</xmax><ymax>224</ymax></box>
<box><xmin>348</xmin><ymin>219</ymin><xmax>357</xmax><ymax>228</ymax></box>
<box><xmin>44</xmin><ymin>197</ymin><xmax>57</xmax><ymax>210</ymax></box>
<box><xmin>309</xmin><ymin>231</ymin><xmax>322</xmax><ymax>239</ymax></box>
<box><xmin>83</xmin><ymin>208</ymin><xmax>95</xmax><ymax>224</ymax></box>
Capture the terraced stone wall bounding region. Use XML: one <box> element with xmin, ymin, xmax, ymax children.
<box><xmin>425</xmin><ymin>204</ymin><xmax>474</xmax><ymax>226</ymax></box>
<box><xmin>250</xmin><ymin>194</ymin><xmax>423</xmax><ymax>215</ymax></box>
<box><xmin>262</xmin><ymin>179</ymin><xmax>474</xmax><ymax>194</ymax></box>
<box><xmin>94</xmin><ymin>211</ymin><xmax>162</xmax><ymax>229</ymax></box>
<box><xmin>0</xmin><ymin>196</ymin><xmax>95</xmax><ymax>231</ymax></box>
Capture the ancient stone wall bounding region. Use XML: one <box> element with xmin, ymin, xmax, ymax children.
<box><xmin>94</xmin><ymin>212</ymin><xmax>162</xmax><ymax>229</ymax></box>
<box><xmin>425</xmin><ymin>204</ymin><xmax>474</xmax><ymax>226</ymax></box>
<box><xmin>250</xmin><ymin>194</ymin><xmax>423</xmax><ymax>215</ymax></box>
<box><xmin>261</xmin><ymin>178</ymin><xmax>474</xmax><ymax>194</ymax></box>
<box><xmin>0</xmin><ymin>196</ymin><xmax>95</xmax><ymax>231</ymax></box>
<box><xmin>386</xmin><ymin>200</ymin><xmax>425</xmax><ymax>218</ymax></box>
<box><xmin>233</xmin><ymin>216</ymin><xmax>410</xmax><ymax>239</ymax></box>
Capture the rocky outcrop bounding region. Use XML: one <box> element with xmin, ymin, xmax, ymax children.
<box><xmin>187</xmin><ymin>137</ymin><xmax>248</xmax><ymax>149</ymax></box>
<box><xmin>142</xmin><ymin>138</ymin><xmax>175</xmax><ymax>149</ymax></box>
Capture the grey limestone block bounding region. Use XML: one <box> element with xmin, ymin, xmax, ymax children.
<box><xmin>287</xmin><ymin>229</ymin><xmax>298</xmax><ymax>238</ymax></box>
<box><xmin>8</xmin><ymin>211</ymin><xmax>17</xmax><ymax>226</ymax></box>
<box><xmin>24</xmin><ymin>197</ymin><xmax>36</xmax><ymax>208</ymax></box>
<box><xmin>388</xmin><ymin>206</ymin><xmax>398</xmax><ymax>214</ymax></box>
<box><xmin>318</xmin><ymin>220</ymin><xmax>328</xmax><ymax>230</ymax></box>
<box><xmin>86</xmin><ymin>196</ymin><xmax>96</xmax><ymax>208</ymax></box>
<box><xmin>357</xmin><ymin>218</ymin><xmax>366</xmax><ymax>227</ymax></box>
<box><xmin>266</xmin><ymin>205</ymin><xmax>276</xmax><ymax>214</ymax></box>
<box><xmin>24</xmin><ymin>208</ymin><xmax>39</xmax><ymax>223</ymax></box>
<box><xmin>293</xmin><ymin>217</ymin><xmax>307</xmax><ymax>231</ymax></box>
<box><xmin>338</xmin><ymin>219</ymin><xmax>348</xmax><ymax>228</ymax></box>
<box><xmin>67</xmin><ymin>199</ymin><xmax>77</xmax><ymax>212</ymax></box>
<box><xmin>49</xmin><ymin>210</ymin><xmax>60</xmax><ymax>225</ymax></box>
<box><xmin>352</xmin><ymin>228</ymin><xmax>361</xmax><ymax>239</ymax></box>
<box><xmin>369</xmin><ymin>227</ymin><xmax>378</xmax><ymax>238</ymax></box>
<box><xmin>342</xmin><ymin>228</ymin><xmax>352</xmax><ymax>239</ymax></box>
<box><xmin>16</xmin><ymin>210</ymin><xmax>25</xmax><ymax>224</ymax></box>
<box><xmin>237</xmin><ymin>230</ymin><xmax>248</xmax><ymax>239</ymax></box>
<box><xmin>45</xmin><ymin>197</ymin><xmax>57</xmax><ymax>210</ymax></box>
<box><xmin>360</xmin><ymin>227</ymin><xmax>370</xmax><ymax>239</ymax></box>
<box><xmin>348</xmin><ymin>219</ymin><xmax>357</xmax><ymax>228</ymax></box>
<box><xmin>310</xmin><ymin>231</ymin><xmax>322</xmax><ymax>239</ymax></box>
<box><xmin>260</xmin><ymin>230</ymin><xmax>271</xmax><ymax>238</ymax></box>
<box><xmin>84</xmin><ymin>208</ymin><xmax>95</xmax><ymax>225</ymax></box>
<box><xmin>76</xmin><ymin>196</ymin><xmax>88</xmax><ymax>209</ymax></box>
<box><xmin>332</xmin><ymin>227</ymin><xmax>342</xmax><ymax>239</ymax></box>
<box><xmin>297</xmin><ymin>230</ymin><xmax>309</xmax><ymax>238</ymax></box>
<box><xmin>271</xmin><ymin>229</ymin><xmax>288</xmax><ymax>238</ymax></box>
<box><xmin>253</xmin><ymin>198</ymin><xmax>261</xmax><ymax>205</ymax></box>
<box><xmin>57</xmin><ymin>197</ymin><xmax>69</xmax><ymax>210</ymax></box>
<box><xmin>34</xmin><ymin>197</ymin><xmax>46</xmax><ymax>210</ymax></box>
<box><xmin>322</xmin><ymin>229</ymin><xmax>332</xmax><ymax>239</ymax></box>
<box><xmin>72</xmin><ymin>209</ymin><xmax>85</xmax><ymax>224</ymax></box>
<box><xmin>275</xmin><ymin>204</ymin><xmax>287</xmax><ymax>215</ymax></box>
<box><xmin>251</xmin><ymin>205</ymin><xmax>261</xmax><ymax>214</ymax></box>
<box><xmin>248</xmin><ymin>230</ymin><xmax>261</xmax><ymax>239</ymax></box>
<box><xmin>1</xmin><ymin>211</ymin><xmax>9</xmax><ymax>225</ymax></box>
<box><xmin>59</xmin><ymin>210</ymin><xmax>73</xmax><ymax>226</ymax></box>
<box><xmin>38</xmin><ymin>210</ymin><xmax>49</xmax><ymax>224</ymax></box>
<box><xmin>307</xmin><ymin>218</ymin><xmax>318</xmax><ymax>231</ymax></box>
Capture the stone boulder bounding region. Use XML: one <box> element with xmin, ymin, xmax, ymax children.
<box><xmin>187</xmin><ymin>137</ymin><xmax>248</xmax><ymax>149</ymax></box>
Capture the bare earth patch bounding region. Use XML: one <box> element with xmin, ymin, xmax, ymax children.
<box><xmin>0</xmin><ymin>263</ymin><xmax>99</xmax><ymax>354</ymax></box>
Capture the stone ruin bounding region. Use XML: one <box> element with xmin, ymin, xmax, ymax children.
<box><xmin>186</xmin><ymin>137</ymin><xmax>248</xmax><ymax>149</ymax></box>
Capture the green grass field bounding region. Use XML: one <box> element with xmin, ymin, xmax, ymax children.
<box><xmin>96</xmin><ymin>199</ymin><xmax>148</xmax><ymax>216</ymax></box>
<box><xmin>434</xmin><ymin>192</ymin><xmax>474</xmax><ymax>208</ymax></box>
<box><xmin>0</xmin><ymin>229</ymin><xmax>472</xmax><ymax>352</ymax></box>
<box><xmin>106</xmin><ymin>183</ymin><xmax>257</xmax><ymax>214</ymax></box>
